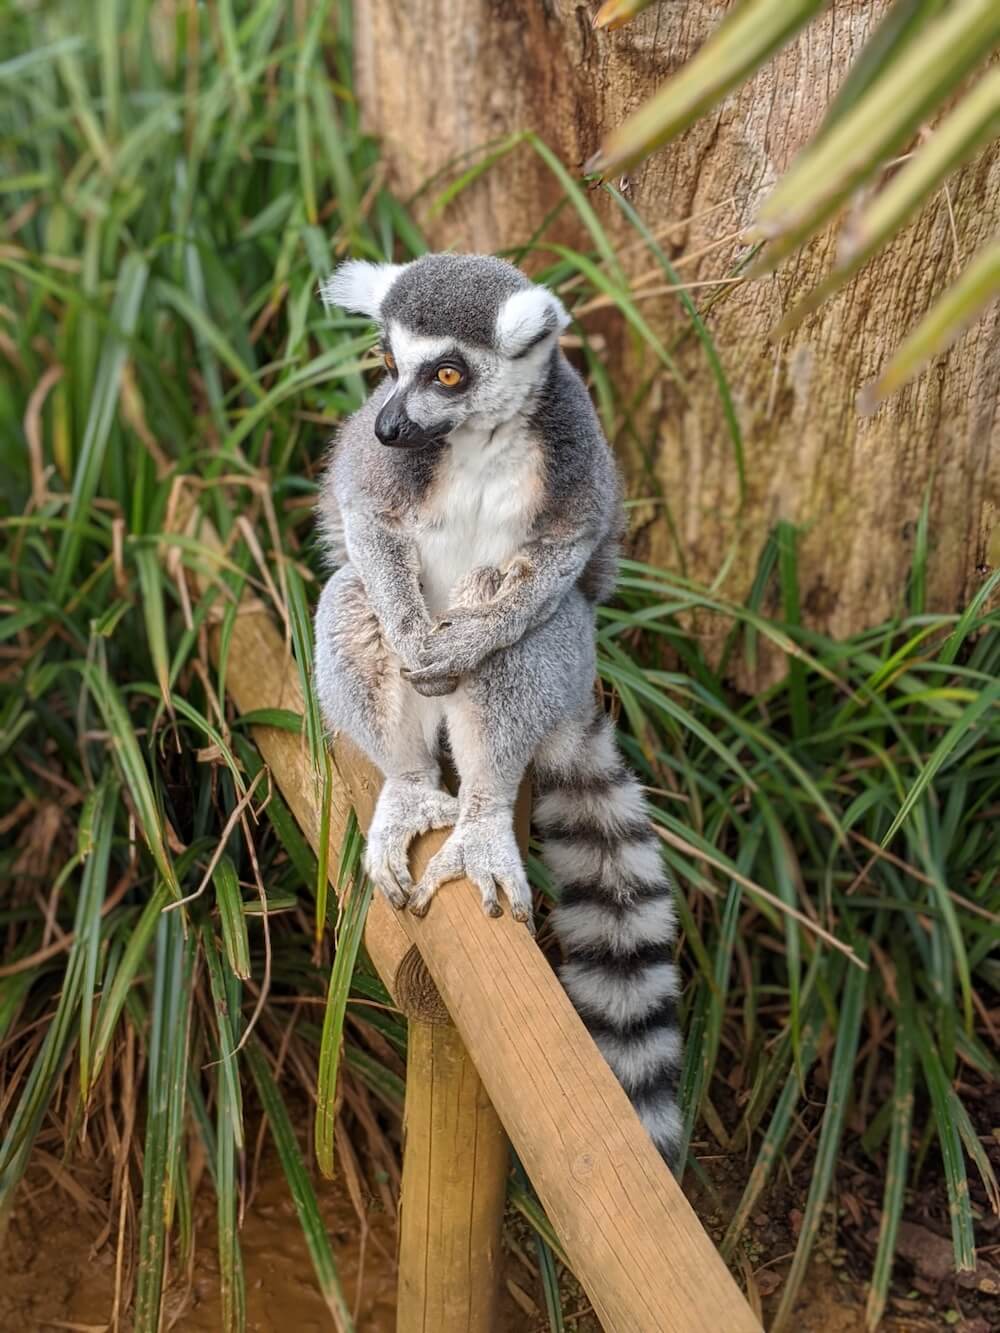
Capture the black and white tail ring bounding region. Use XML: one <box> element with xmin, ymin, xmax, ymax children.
<box><xmin>534</xmin><ymin>708</ymin><xmax>684</xmax><ymax>1167</ymax></box>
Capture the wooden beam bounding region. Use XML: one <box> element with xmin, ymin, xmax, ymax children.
<box><xmin>182</xmin><ymin>510</ymin><xmax>761</xmax><ymax>1333</ymax></box>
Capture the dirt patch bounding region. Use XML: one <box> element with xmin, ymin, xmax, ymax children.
<box><xmin>3</xmin><ymin>1139</ymin><xmax>998</xmax><ymax>1331</ymax></box>
<box><xmin>0</xmin><ymin>1158</ymin><xmax>396</xmax><ymax>1333</ymax></box>
<box><xmin>0</xmin><ymin>1156</ymin><xmax>545</xmax><ymax>1332</ymax></box>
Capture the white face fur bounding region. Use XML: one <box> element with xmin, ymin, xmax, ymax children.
<box><xmin>321</xmin><ymin>258</ymin><xmax>570</xmax><ymax>442</ymax></box>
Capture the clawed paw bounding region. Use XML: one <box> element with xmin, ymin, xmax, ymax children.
<box><xmin>364</xmin><ymin>781</ymin><xmax>458</xmax><ymax>907</ymax></box>
<box><xmin>407</xmin><ymin>813</ymin><xmax>533</xmax><ymax>926</ymax></box>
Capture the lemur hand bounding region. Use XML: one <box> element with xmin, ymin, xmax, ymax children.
<box><xmin>397</xmin><ymin>633</ymin><xmax>460</xmax><ymax>696</ymax></box>
<box><xmin>400</xmin><ymin>665</ymin><xmax>460</xmax><ymax>697</ymax></box>
<box><xmin>408</xmin><ymin>609</ymin><xmax>497</xmax><ymax>686</ymax></box>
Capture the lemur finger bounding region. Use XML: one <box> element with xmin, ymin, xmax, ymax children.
<box><xmin>495</xmin><ymin>872</ymin><xmax>533</xmax><ymax>928</ymax></box>
<box><xmin>365</xmin><ymin>860</ymin><xmax>409</xmax><ymax>910</ymax></box>
<box><xmin>364</xmin><ymin>829</ymin><xmax>412</xmax><ymax>897</ymax></box>
<box><xmin>386</xmin><ymin>843</ymin><xmax>413</xmax><ymax>896</ymax></box>
<box><xmin>402</xmin><ymin>667</ymin><xmax>459</xmax><ymax>697</ymax></box>
<box><xmin>471</xmin><ymin>874</ymin><xmax>502</xmax><ymax>918</ymax></box>
<box><xmin>409</xmin><ymin>844</ymin><xmax>464</xmax><ymax>917</ymax></box>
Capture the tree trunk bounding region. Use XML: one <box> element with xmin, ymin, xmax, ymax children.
<box><xmin>354</xmin><ymin>0</ymin><xmax>1000</xmax><ymax>638</ymax></box>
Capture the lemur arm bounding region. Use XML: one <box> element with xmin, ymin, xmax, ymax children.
<box><xmin>406</xmin><ymin>527</ymin><xmax>596</xmax><ymax>685</ymax></box>
<box><xmin>342</xmin><ymin>510</ymin><xmax>431</xmax><ymax>666</ymax></box>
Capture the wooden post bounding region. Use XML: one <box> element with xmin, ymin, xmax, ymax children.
<box><xmin>395</xmin><ymin>783</ymin><xmax>528</xmax><ymax>1332</ymax></box>
<box><xmin>181</xmin><ymin>506</ymin><xmax>762</xmax><ymax>1333</ymax></box>
<box><xmin>398</xmin><ymin>1021</ymin><xmax>508</xmax><ymax>1332</ymax></box>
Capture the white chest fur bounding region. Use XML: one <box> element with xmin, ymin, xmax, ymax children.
<box><xmin>414</xmin><ymin>422</ymin><xmax>542</xmax><ymax>616</ymax></box>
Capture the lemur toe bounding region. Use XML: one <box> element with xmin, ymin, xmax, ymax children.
<box><xmin>371</xmin><ymin>871</ymin><xmax>410</xmax><ymax>910</ymax></box>
<box><xmin>363</xmin><ymin>841</ymin><xmax>410</xmax><ymax>903</ymax></box>
<box><xmin>495</xmin><ymin>872</ymin><xmax>533</xmax><ymax>927</ymax></box>
<box><xmin>469</xmin><ymin>873</ymin><xmax>502</xmax><ymax>916</ymax></box>
<box><xmin>409</xmin><ymin>839</ymin><xmax>464</xmax><ymax>914</ymax></box>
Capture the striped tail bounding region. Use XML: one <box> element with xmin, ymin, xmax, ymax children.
<box><xmin>534</xmin><ymin>709</ymin><xmax>684</xmax><ymax>1168</ymax></box>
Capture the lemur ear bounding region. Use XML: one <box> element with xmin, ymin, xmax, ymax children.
<box><xmin>495</xmin><ymin>285</ymin><xmax>570</xmax><ymax>358</ymax></box>
<box><xmin>320</xmin><ymin>260</ymin><xmax>407</xmax><ymax>320</ymax></box>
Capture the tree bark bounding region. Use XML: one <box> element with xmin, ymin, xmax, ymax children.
<box><xmin>354</xmin><ymin>0</ymin><xmax>1000</xmax><ymax>639</ymax></box>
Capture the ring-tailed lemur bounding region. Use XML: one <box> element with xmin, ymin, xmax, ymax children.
<box><xmin>313</xmin><ymin>253</ymin><xmax>684</xmax><ymax>1164</ymax></box>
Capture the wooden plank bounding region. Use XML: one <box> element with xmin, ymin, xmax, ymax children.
<box><xmin>181</xmin><ymin>509</ymin><xmax>762</xmax><ymax>1333</ymax></box>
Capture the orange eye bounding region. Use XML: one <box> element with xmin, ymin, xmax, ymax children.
<box><xmin>383</xmin><ymin>351</ymin><xmax>396</xmax><ymax>372</ymax></box>
<box><xmin>436</xmin><ymin>365</ymin><xmax>462</xmax><ymax>387</ymax></box>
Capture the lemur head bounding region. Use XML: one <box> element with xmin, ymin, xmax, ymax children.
<box><xmin>321</xmin><ymin>253</ymin><xmax>569</xmax><ymax>448</ymax></box>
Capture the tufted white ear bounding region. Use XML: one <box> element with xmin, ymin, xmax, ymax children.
<box><xmin>495</xmin><ymin>285</ymin><xmax>570</xmax><ymax>358</ymax></box>
<box><xmin>319</xmin><ymin>260</ymin><xmax>408</xmax><ymax>320</ymax></box>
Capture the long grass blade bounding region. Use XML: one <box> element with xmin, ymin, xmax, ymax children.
<box><xmin>753</xmin><ymin>0</ymin><xmax>1000</xmax><ymax>261</ymax></box>
<box><xmin>772</xmin><ymin>948</ymin><xmax>868</xmax><ymax>1329</ymax></box>
<box><xmin>246</xmin><ymin>1041</ymin><xmax>355</xmax><ymax>1331</ymax></box>
<box><xmin>865</xmin><ymin>1011</ymin><xmax>914</xmax><ymax>1330</ymax></box>
<box><xmin>779</xmin><ymin>69</ymin><xmax>1000</xmax><ymax>335</ymax></box>
<box><xmin>315</xmin><ymin>845</ymin><xmax>372</xmax><ymax>1178</ymax></box>
<box><xmin>859</xmin><ymin>239</ymin><xmax>1000</xmax><ymax>410</ymax></box>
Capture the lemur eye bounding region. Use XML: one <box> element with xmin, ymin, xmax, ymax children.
<box><xmin>436</xmin><ymin>365</ymin><xmax>463</xmax><ymax>388</ymax></box>
<box><xmin>383</xmin><ymin>351</ymin><xmax>396</xmax><ymax>372</ymax></box>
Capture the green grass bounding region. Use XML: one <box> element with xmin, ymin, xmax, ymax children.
<box><xmin>2</xmin><ymin>4</ymin><xmax>999</xmax><ymax>1331</ymax></box>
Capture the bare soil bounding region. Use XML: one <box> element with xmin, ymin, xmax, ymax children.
<box><xmin>2</xmin><ymin>1133</ymin><xmax>998</xmax><ymax>1332</ymax></box>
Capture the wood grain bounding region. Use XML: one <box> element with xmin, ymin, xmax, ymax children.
<box><xmin>398</xmin><ymin>1022</ymin><xmax>508</xmax><ymax>1332</ymax></box>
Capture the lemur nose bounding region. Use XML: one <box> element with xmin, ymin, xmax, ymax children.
<box><xmin>374</xmin><ymin>401</ymin><xmax>408</xmax><ymax>445</ymax></box>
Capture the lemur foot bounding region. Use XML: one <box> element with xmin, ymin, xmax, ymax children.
<box><xmin>364</xmin><ymin>779</ymin><xmax>459</xmax><ymax>908</ymax></box>
<box><xmin>409</xmin><ymin>812</ymin><xmax>534</xmax><ymax>925</ymax></box>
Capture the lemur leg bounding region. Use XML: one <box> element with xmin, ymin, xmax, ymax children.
<box><xmin>409</xmin><ymin>589</ymin><xmax>596</xmax><ymax>921</ymax></box>
<box><xmin>314</xmin><ymin>567</ymin><xmax>457</xmax><ymax>907</ymax></box>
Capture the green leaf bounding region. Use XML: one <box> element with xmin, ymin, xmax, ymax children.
<box><xmin>315</xmin><ymin>864</ymin><xmax>373</xmax><ymax>1178</ymax></box>
<box><xmin>722</xmin><ymin>998</ymin><xmax>825</xmax><ymax>1256</ymax></box>
<box><xmin>865</xmin><ymin>1014</ymin><xmax>914</xmax><ymax>1331</ymax></box>
<box><xmin>201</xmin><ymin>922</ymin><xmax>245</xmax><ymax>1154</ymax></box>
<box><xmin>755</xmin><ymin>0</ymin><xmax>1000</xmax><ymax>260</ymax></box>
<box><xmin>89</xmin><ymin>883</ymin><xmax>173</xmax><ymax>1092</ymax></box>
<box><xmin>134</xmin><ymin>547</ymin><xmax>171</xmax><ymax>709</ymax></box>
<box><xmin>235</xmin><ymin>707</ymin><xmax>304</xmax><ymax>733</ymax></box>
<box><xmin>215</xmin><ymin>856</ymin><xmax>252</xmax><ymax>981</ymax></box>
<box><xmin>818</xmin><ymin>0</ymin><xmax>948</xmax><ymax>135</ymax></box>
<box><xmin>77</xmin><ymin>660</ymin><xmax>180</xmax><ymax>898</ymax></box>
<box><xmin>134</xmin><ymin>913</ymin><xmax>196</xmax><ymax>1333</ymax></box>
<box><xmin>77</xmin><ymin>773</ymin><xmax>118</xmax><ymax>1098</ymax></box>
<box><xmin>882</xmin><ymin>675</ymin><xmax>1000</xmax><ymax>846</ymax></box>
<box><xmin>54</xmin><ymin>253</ymin><xmax>149</xmax><ymax>602</ymax></box>
<box><xmin>860</xmin><ymin>238</ymin><xmax>1000</xmax><ymax>409</ymax></box>
<box><xmin>913</xmin><ymin>1014</ymin><xmax>977</xmax><ymax>1270</ymax></box>
<box><xmin>780</xmin><ymin>69</ymin><xmax>1000</xmax><ymax>335</ymax></box>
